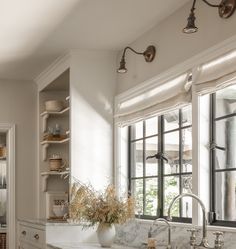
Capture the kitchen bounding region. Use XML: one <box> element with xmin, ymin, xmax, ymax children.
<box><xmin>0</xmin><ymin>0</ymin><xmax>236</xmax><ymax>248</ymax></box>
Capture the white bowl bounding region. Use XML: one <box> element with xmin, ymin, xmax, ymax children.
<box><xmin>52</xmin><ymin>205</ymin><xmax>67</xmax><ymax>217</ymax></box>
<box><xmin>45</xmin><ymin>100</ymin><xmax>64</xmax><ymax>112</ymax></box>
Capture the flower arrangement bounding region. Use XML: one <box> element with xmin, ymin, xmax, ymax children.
<box><xmin>69</xmin><ymin>181</ymin><xmax>135</xmax><ymax>227</ymax></box>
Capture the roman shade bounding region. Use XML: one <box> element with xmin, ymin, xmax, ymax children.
<box><xmin>115</xmin><ymin>72</ymin><xmax>192</xmax><ymax>126</ymax></box>
<box><xmin>195</xmin><ymin>49</ymin><xmax>236</xmax><ymax>95</ymax></box>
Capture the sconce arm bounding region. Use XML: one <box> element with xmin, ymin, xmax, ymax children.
<box><xmin>121</xmin><ymin>46</ymin><xmax>144</xmax><ymax>59</ymax></box>
<box><xmin>191</xmin><ymin>0</ymin><xmax>220</xmax><ymax>11</ymax></box>
<box><xmin>201</xmin><ymin>0</ymin><xmax>221</xmax><ymax>8</ymax></box>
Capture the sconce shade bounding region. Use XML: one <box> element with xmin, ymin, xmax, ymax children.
<box><xmin>183</xmin><ymin>0</ymin><xmax>236</xmax><ymax>34</ymax></box>
<box><xmin>117</xmin><ymin>56</ymin><xmax>127</xmax><ymax>73</ymax></box>
<box><xmin>183</xmin><ymin>10</ymin><xmax>198</xmax><ymax>34</ymax></box>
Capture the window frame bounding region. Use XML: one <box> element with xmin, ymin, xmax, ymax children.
<box><xmin>209</xmin><ymin>93</ymin><xmax>236</xmax><ymax>227</ymax></box>
<box><xmin>128</xmin><ymin>108</ymin><xmax>192</xmax><ymax>223</ymax></box>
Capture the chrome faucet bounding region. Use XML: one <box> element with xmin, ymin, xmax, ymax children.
<box><xmin>148</xmin><ymin>218</ymin><xmax>172</xmax><ymax>249</ymax></box>
<box><xmin>167</xmin><ymin>193</ymin><xmax>224</xmax><ymax>249</ymax></box>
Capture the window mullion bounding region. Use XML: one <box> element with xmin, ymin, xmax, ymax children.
<box><xmin>128</xmin><ymin>126</ymin><xmax>132</xmax><ymax>193</ymax></box>
<box><xmin>209</xmin><ymin>94</ymin><xmax>216</xmax><ymax>221</ymax></box>
<box><xmin>179</xmin><ymin>109</ymin><xmax>183</xmax><ymax>217</ymax></box>
<box><xmin>158</xmin><ymin>116</ymin><xmax>164</xmax><ymax>217</ymax></box>
<box><xmin>143</xmin><ymin>121</ymin><xmax>146</xmax><ymax>215</ymax></box>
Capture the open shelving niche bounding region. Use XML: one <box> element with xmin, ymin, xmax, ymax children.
<box><xmin>39</xmin><ymin>69</ymin><xmax>70</xmax><ymax>201</ymax></box>
<box><xmin>41</xmin><ymin>106</ymin><xmax>70</xmax><ymax>133</ymax></box>
<box><xmin>41</xmin><ymin>137</ymin><xmax>70</xmax><ymax>161</ymax></box>
<box><xmin>41</xmin><ymin>170</ymin><xmax>69</xmax><ymax>192</ymax></box>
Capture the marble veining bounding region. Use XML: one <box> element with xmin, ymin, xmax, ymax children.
<box><xmin>115</xmin><ymin>219</ymin><xmax>236</xmax><ymax>249</ymax></box>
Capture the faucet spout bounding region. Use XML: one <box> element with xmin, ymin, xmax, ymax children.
<box><xmin>147</xmin><ymin>218</ymin><xmax>172</xmax><ymax>248</ymax></box>
<box><xmin>153</xmin><ymin>218</ymin><xmax>171</xmax><ymax>248</ymax></box>
<box><xmin>167</xmin><ymin>193</ymin><xmax>208</xmax><ymax>247</ymax></box>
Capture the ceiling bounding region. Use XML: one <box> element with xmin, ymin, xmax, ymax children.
<box><xmin>0</xmin><ymin>0</ymin><xmax>190</xmax><ymax>80</ymax></box>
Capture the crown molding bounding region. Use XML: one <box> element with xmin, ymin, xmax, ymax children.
<box><xmin>34</xmin><ymin>51</ymin><xmax>71</xmax><ymax>92</ymax></box>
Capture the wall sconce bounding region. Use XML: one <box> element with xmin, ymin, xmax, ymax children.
<box><xmin>117</xmin><ymin>45</ymin><xmax>156</xmax><ymax>73</ymax></box>
<box><xmin>183</xmin><ymin>0</ymin><xmax>236</xmax><ymax>34</ymax></box>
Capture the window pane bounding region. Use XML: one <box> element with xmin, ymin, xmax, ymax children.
<box><xmin>164</xmin><ymin>109</ymin><xmax>179</xmax><ymax>131</ymax></box>
<box><xmin>131</xmin><ymin>121</ymin><xmax>143</xmax><ymax>140</ymax></box>
<box><xmin>145</xmin><ymin>117</ymin><xmax>158</xmax><ymax>137</ymax></box>
<box><xmin>182</xmin><ymin>128</ymin><xmax>192</xmax><ymax>173</ymax></box>
<box><xmin>131</xmin><ymin>179</ymin><xmax>143</xmax><ymax>216</ymax></box>
<box><xmin>145</xmin><ymin>137</ymin><xmax>158</xmax><ymax>176</ymax></box>
<box><xmin>131</xmin><ymin>141</ymin><xmax>143</xmax><ymax>177</ymax></box>
<box><xmin>181</xmin><ymin>175</ymin><xmax>192</xmax><ymax>218</ymax></box>
<box><xmin>144</xmin><ymin>178</ymin><xmax>158</xmax><ymax>216</ymax></box>
<box><xmin>215</xmin><ymin>171</ymin><xmax>236</xmax><ymax>221</ymax></box>
<box><xmin>215</xmin><ymin>117</ymin><xmax>236</xmax><ymax>169</ymax></box>
<box><xmin>164</xmin><ymin>176</ymin><xmax>179</xmax><ymax>216</ymax></box>
<box><xmin>164</xmin><ymin>131</ymin><xmax>179</xmax><ymax>174</ymax></box>
<box><xmin>215</xmin><ymin>85</ymin><xmax>236</xmax><ymax>118</ymax></box>
<box><xmin>182</xmin><ymin>105</ymin><xmax>192</xmax><ymax>126</ymax></box>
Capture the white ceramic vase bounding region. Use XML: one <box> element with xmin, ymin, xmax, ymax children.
<box><xmin>96</xmin><ymin>223</ymin><xmax>116</xmax><ymax>248</ymax></box>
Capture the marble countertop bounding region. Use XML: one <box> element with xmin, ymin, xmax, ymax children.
<box><xmin>47</xmin><ymin>243</ymin><xmax>136</xmax><ymax>249</ymax></box>
<box><xmin>18</xmin><ymin>219</ymin><xmax>82</xmax><ymax>226</ymax></box>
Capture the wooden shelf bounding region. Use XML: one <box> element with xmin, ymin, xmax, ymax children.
<box><xmin>41</xmin><ymin>107</ymin><xmax>70</xmax><ymax>132</ymax></box>
<box><xmin>40</xmin><ymin>107</ymin><xmax>70</xmax><ymax>117</ymax></box>
<box><xmin>41</xmin><ymin>138</ymin><xmax>70</xmax><ymax>161</ymax></box>
<box><xmin>41</xmin><ymin>170</ymin><xmax>69</xmax><ymax>176</ymax></box>
<box><xmin>41</xmin><ymin>170</ymin><xmax>69</xmax><ymax>192</ymax></box>
<box><xmin>41</xmin><ymin>137</ymin><xmax>69</xmax><ymax>145</ymax></box>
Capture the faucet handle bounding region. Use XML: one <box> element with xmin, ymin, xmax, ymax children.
<box><xmin>187</xmin><ymin>228</ymin><xmax>199</xmax><ymax>246</ymax></box>
<box><xmin>187</xmin><ymin>228</ymin><xmax>200</xmax><ymax>234</ymax></box>
<box><xmin>213</xmin><ymin>231</ymin><xmax>224</xmax><ymax>249</ymax></box>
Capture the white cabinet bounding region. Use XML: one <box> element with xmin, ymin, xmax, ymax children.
<box><xmin>18</xmin><ymin>220</ymin><xmax>98</xmax><ymax>249</ymax></box>
<box><xmin>18</xmin><ymin>221</ymin><xmax>46</xmax><ymax>249</ymax></box>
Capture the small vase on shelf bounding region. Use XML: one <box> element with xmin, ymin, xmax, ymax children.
<box><xmin>96</xmin><ymin>223</ymin><xmax>116</xmax><ymax>248</ymax></box>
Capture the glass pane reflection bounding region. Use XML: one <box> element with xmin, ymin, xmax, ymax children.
<box><xmin>215</xmin><ymin>171</ymin><xmax>236</xmax><ymax>221</ymax></box>
<box><xmin>145</xmin><ymin>137</ymin><xmax>158</xmax><ymax>176</ymax></box>
<box><xmin>215</xmin><ymin>85</ymin><xmax>236</xmax><ymax>118</ymax></box>
<box><xmin>182</xmin><ymin>128</ymin><xmax>192</xmax><ymax>172</ymax></box>
<box><xmin>164</xmin><ymin>176</ymin><xmax>179</xmax><ymax>216</ymax></box>
<box><xmin>131</xmin><ymin>179</ymin><xmax>143</xmax><ymax>216</ymax></box>
<box><xmin>146</xmin><ymin>117</ymin><xmax>158</xmax><ymax>137</ymax></box>
<box><xmin>131</xmin><ymin>121</ymin><xmax>143</xmax><ymax>140</ymax></box>
<box><xmin>164</xmin><ymin>109</ymin><xmax>179</xmax><ymax>131</ymax></box>
<box><xmin>164</xmin><ymin>131</ymin><xmax>179</xmax><ymax>174</ymax></box>
<box><xmin>131</xmin><ymin>141</ymin><xmax>143</xmax><ymax>177</ymax></box>
<box><xmin>215</xmin><ymin>117</ymin><xmax>236</xmax><ymax>169</ymax></box>
<box><xmin>144</xmin><ymin>178</ymin><xmax>158</xmax><ymax>216</ymax></box>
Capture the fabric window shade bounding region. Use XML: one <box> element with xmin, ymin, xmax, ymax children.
<box><xmin>195</xmin><ymin>50</ymin><xmax>236</xmax><ymax>95</ymax></box>
<box><xmin>115</xmin><ymin>72</ymin><xmax>192</xmax><ymax>126</ymax></box>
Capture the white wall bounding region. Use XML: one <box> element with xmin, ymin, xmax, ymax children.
<box><xmin>116</xmin><ymin>1</ymin><xmax>236</xmax><ymax>94</ymax></box>
<box><xmin>0</xmin><ymin>79</ymin><xmax>37</xmax><ymax>219</ymax></box>
<box><xmin>70</xmin><ymin>50</ymin><xmax>116</xmax><ymax>190</ymax></box>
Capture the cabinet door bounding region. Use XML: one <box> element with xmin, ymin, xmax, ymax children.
<box><xmin>18</xmin><ymin>242</ymin><xmax>29</xmax><ymax>249</ymax></box>
<box><xmin>19</xmin><ymin>242</ymin><xmax>44</xmax><ymax>249</ymax></box>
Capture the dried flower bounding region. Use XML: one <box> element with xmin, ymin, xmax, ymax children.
<box><xmin>69</xmin><ymin>181</ymin><xmax>135</xmax><ymax>227</ymax></box>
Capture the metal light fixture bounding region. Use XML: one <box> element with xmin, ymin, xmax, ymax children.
<box><xmin>117</xmin><ymin>45</ymin><xmax>156</xmax><ymax>73</ymax></box>
<box><xmin>183</xmin><ymin>0</ymin><xmax>236</xmax><ymax>34</ymax></box>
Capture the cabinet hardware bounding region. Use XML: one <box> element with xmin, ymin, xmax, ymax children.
<box><xmin>34</xmin><ymin>234</ymin><xmax>39</xmax><ymax>240</ymax></box>
<box><xmin>21</xmin><ymin>231</ymin><xmax>26</xmax><ymax>235</ymax></box>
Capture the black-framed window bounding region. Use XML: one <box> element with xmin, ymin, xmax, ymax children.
<box><xmin>128</xmin><ymin>106</ymin><xmax>192</xmax><ymax>222</ymax></box>
<box><xmin>210</xmin><ymin>86</ymin><xmax>236</xmax><ymax>227</ymax></box>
